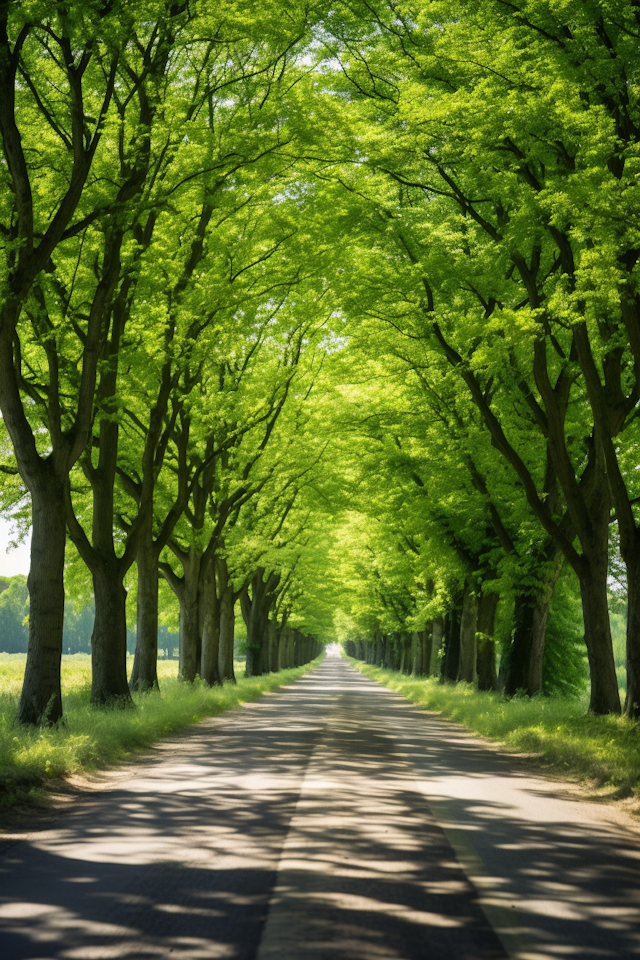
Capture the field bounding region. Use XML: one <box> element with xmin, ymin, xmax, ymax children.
<box><xmin>350</xmin><ymin>660</ymin><xmax>640</xmax><ymax>810</ymax></box>
<box><xmin>0</xmin><ymin>653</ymin><xmax>320</xmax><ymax>807</ymax></box>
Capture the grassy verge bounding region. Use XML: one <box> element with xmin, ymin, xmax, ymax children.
<box><xmin>349</xmin><ymin>659</ymin><xmax>640</xmax><ymax>805</ymax></box>
<box><xmin>0</xmin><ymin>654</ymin><xmax>322</xmax><ymax>808</ymax></box>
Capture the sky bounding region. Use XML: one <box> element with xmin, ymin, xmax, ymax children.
<box><xmin>0</xmin><ymin>518</ymin><xmax>30</xmax><ymax>577</ymax></box>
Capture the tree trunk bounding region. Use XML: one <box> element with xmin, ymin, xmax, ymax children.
<box><xmin>287</xmin><ymin>628</ymin><xmax>296</xmax><ymax>668</ymax></box>
<box><xmin>505</xmin><ymin>589</ymin><xmax>550</xmax><ymax>697</ymax></box>
<box><xmin>200</xmin><ymin>555</ymin><xmax>220</xmax><ymax>686</ymax></box>
<box><xmin>91</xmin><ymin>566</ymin><xmax>132</xmax><ymax>707</ymax></box>
<box><xmin>242</xmin><ymin>569</ymin><xmax>278</xmax><ymax>678</ymax></box>
<box><xmin>259</xmin><ymin>623</ymin><xmax>270</xmax><ymax>674</ymax></box>
<box><xmin>218</xmin><ymin>571</ymin><xmax>236</xmax><ymax>684</ymax></box>
<box><xmin>411</xmin><ymin>631</ymin><xmax>422</xmax><ymax>676</ymax></box>
<box><xmin>505</xmin><ymin>595</ymin><xmax>534</xmax><ymax>696</ymax></box>
<box><xmin>268</xmin><ymin>619</ymin><xmax>279</xmax><ymax>672</ymax></box>
<box><xmin>506</xmin><ymin>547</ymin><xmax>563</xmax><ymax>697</ymax></box>
<box><xmin>17</xmin><ymin>478</ymin><xmax>67</xmax><ymax>725</ymax></box>
<box><xmin>429</xmin><ymin>617</ymin><xmax>444</xmax><ymax>675</ymax></box>
<box><xmin>626</xmin><ymin>555</ymin><xmax>640</xmax><ymax>718</ymax></box>
<box><xmin>458</xmin><ymin>585</ymin><xmax>478</xmax><ymax>684</ymax></box>
<box><xmin>530</xmin><ymin>591</ymin><xmax>552</xmax><ymax>695</ymax></box>
<box><xmin>421</xmin><ymin>626</ymin><xmax>433</xmax><ymax>678</ymax></box>
<box><xmin>279</xmin><ymin>626</ymin><xmax>289</xmax><ymax>668</ymax></box>
<box><xmin>442</xmin><ymin>606</ymin><xmax>461</xmax><ymax>681</ymax></box>
<box><xmin>130</xmin><ymin>520</ymin><xmax>159</xmax><ymax>692</ymax></box>
<box><xmin>178</xmin><ymin>554</ymin><xmax>201</xmax><ymax>683</ymax></box>
<box><xmin>580</xmin><ymin>561</ymin><xmax>621</xmax><ymax>714</ymax></box>
<box><xmin>245</xmin><ymin>628</ymin><xmax>262</xmax><ymax>676</ymax></box>
<box><xmin>374</xmin><ymin>633</ymin><xmax>383</xmax><ymax>665</ymax></box>
<box><xmin>476</xmin><ymin>592</ymin><xmax>499</xmax><ymax>692</ymax></box>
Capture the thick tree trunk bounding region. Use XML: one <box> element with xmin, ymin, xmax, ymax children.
<box><xmin>626</xmin><ymin>557</ymin><xmax>640</xmax><ymax>718</ymax></box>
<box><xmin>200</xmin><ymin>556</ymin><xmax>220</xmax><ymax>686</ymax></box>
<box><xmin>506</xmin><ymin>585</ymin><xmax>553</xmax><ymax>698</ymax></box>
<box><xmin>245</xmin><ymin>628</ymin><xmax>262</xmax><ymax>676</ymax></box>
<box><xmin>241</xmin><ymin>569</ymin><xmax>280</xmax><ymax>678</ymax></box>
<box><xmin>286</xmin><ymin>628</ymin><xmax>296</xmax><ymax>668</ymax></box>
<box><xmin>130</xmin><ymin>522</ymin><xmax>159</xmax><ymax>692</ymax></box>
<box><xmin>17</xmin><ymin>479</ymin><xmax>66</xmax><ymax>725</ymax></box>
<box><xmin>279</xmin><ymin>626</ymin><xmax>289</xmax><ymax>668</ymax></box>
<box><xmin>267</xmin><ymin>619</ymin><xmax>279</xmax><ymax>672</ymax></box>
<box><xmin>91</xmin><ymin>566</ymin><xmax>132</xmax><ymax>707</ymax></box>
<box><xmin>410</xmin><ymin>631</ymin><xmax>422</xmax><ymax>676</ymax></box>
<box><xmin>373</xmin><ymin>633</ymin><xmax>382</xmax><ymax>665</ymax></box>
<box><xmin>580</xmin><ymin>562</ymin><xmax>621</xmax><ymax>714</ymax></box>
<box><xmin>259</xmin><ymin>623</ymin><xmax>270</xmax><ymax>674</ymax></box>
<box><xmin>476</xmin><ymin>592</ymin><xmax>499</xmax><ymax>692</ymax></box>
<box><xmin>421</xmin><ymin>626</ymin><xmax>433</xmax><ymax>678</ymax></box>
<box><xmin>442</xmin><ymin>606</ymin><xmax>461</xmax><ymax>681</ymax></box>
<box><xmin>505</xmin><ymin>595</ymin><xmax>534</xmax><ymax>696</ymax></box>
<box><xmin>572</xmin><ymin>471</ymin><xmax>620</xmax><ymax>714</ymax></box>
<box><xmin>530</xmin><ymin>593</ymin><xmax>552</xmax><ymax>695</ymax></box>
<box><xmin>399</xmin><ymin>641</ymin><xmax>406</xmax><ymax>674</ymax></box>
<box><xmin>382</xmin><ymin>636</ymin><xmax>391</xmax><ymax>669</ymax></box>
<box><xmin>509</xmin><ymin>547</ymin><xmax>563</xmax><ymax>697</ymax></box>
<box><xmin>458</xmin><ymin>585</ymin><xmax>478</xmax><ymax>684</ymax></box>
<box><xmin>178</xmin><ymin>554</ymin><xmax>201</xmax><ymax>683</ymax></box>
<box><xmin>218</xmin><ymin>577</ymin><xmax>236</xmax><ymax>684</ymax></box>
<box><xmin>429</xmin><ymin>617</ymin><xmax>444</xmax><ymax>675</ymax></box>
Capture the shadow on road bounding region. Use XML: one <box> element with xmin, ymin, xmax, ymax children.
<box><xmin>0</xmin><ymin>657</ymin><xmax>638</xmax><ymax>959</ymax></box>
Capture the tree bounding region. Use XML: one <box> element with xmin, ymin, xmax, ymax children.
<box><xmin>319</xmin><ymin>0</ymin><xmax>640</xmax><ymax>713</ymax></box>
<box><xmin>0</xmin><ymin>0</ymin><xmax>127</xmax><ymax>722</ymax></box>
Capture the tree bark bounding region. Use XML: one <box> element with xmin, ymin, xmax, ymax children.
<box><xmin>442</xmin><ymin>606</ymin><xmax>461</xmax><ymax>681</ymax></box>
<box><xmin>429</xmin><ymin>617</ymin><xmax>444</xmax><ymax>675</ymax></box>
<box><xmin>90</xmin><ymin>566</ymin><xmax>131</xmax><ymax>706</ymax></box>
<box><xmin>259</xmin><ymin>624</ymin><xmax>271</xmax><ymax>674</ymax></box>
<box><xmin>178</xmin><ymin>553</ymin><xmax>201</xmax><ymax>683</ymax></box>
<box><xmin>267</xmin><ymin>619</ymin><xmax>279</xmax><ymax>673</ymax></box>
<box><xmin>476</xmin><ymin>592</ymin><xmax>499</xmax><ymax>692</ymax></box>
<box><xmin>410</xmin><ymin>631</ymin><xmax>422</xmax><ymax>676</ymax></box>
<box><xmin>242</xmin><ymin>569</ymin><xmax>279</xmax><ymax>678</ymax></box>
<box><xmin>580</xmin><ymin>560</ymin><xmax>621</xmax><ymax>714</ymax></box>
<box><xmin>16</xmin><ymin>477</ymin><xmax>66</xmax><ymax>725</ymax></box>
<box><xmin>200</xmin><ymin>555</ymin><xmax>220</xmax><ymax>686</ymax></box>
<box><xmin>626</xmin><ymin>557</ymin><xmax>640</xmax><ymax>717</ymax></box>
<box><xmin>421</xmin><ymin>626</ymin><xmax>433</xmax><ymax>678</ymax></box>
<box><xmin>457</xmin><ymin>585</ymin><xmax>478</xmax><ymax>684</ymax></box>
<box><xmin>218</xmin><ymin>559</ymin><xmax>236</xmax><ymax>683</ymax></box>
<box><xmin>130</xmin><ymin>519</ymin><xmax>159</xmax><ymax>692</ymax></box>
<box><xmin>505</xmin><ymin>595</ymin><xmax>535</xmax><ymax>696</ymax></box>
<box><xmin>374</xmin><ymin>632</ymin><xmax>383</xmax><ymax>665</ymax></box>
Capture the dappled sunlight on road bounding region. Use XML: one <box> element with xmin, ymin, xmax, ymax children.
<box><xmin>0</xmin><ymin>657</ymin><xmax>638</xmax><ymax>959</ymax></box>
<box><xmin>380</xmin><ymin>690</ymin><xmax>640</xmax><ymax>959</ymax></box>
<box><xmin>257</xmin><ymin>664</ymin><xmax>504</xmax><ymax>960</ymax></box>
<box><xmin>0</xmin><ymin>675</ymin><xmax>330</xmax><ymax>959</ymax></box>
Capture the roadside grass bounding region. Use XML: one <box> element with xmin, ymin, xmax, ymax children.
<box><xmin>349</xmin><ymin>660</ymin><xmax>640</xmax><ymax>804</ymax></box>
<box><xmin>0</xmin><ymin>653</ymin><xmax>321</xmax><ymax>807</ymax></box>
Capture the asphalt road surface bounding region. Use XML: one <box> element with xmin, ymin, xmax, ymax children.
<box><xmin>1</xmin><ymin>654</ymin><xmax>639</xmax><ymax>959</ymax></box>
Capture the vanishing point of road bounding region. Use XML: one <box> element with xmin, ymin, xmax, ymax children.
<box><xmin>1</xmin><ymin>654</ymin><xmax>639</xmax><ymax>959</ymax></box>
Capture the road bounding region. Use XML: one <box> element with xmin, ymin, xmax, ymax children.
<box><xmin>0</xmin><ymin>654</ymin><xmax>639</xmax><ymax>959</ymax></box>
